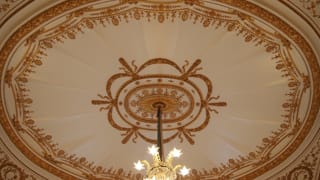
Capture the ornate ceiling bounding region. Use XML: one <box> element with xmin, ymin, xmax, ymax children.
<box><xmin>0</xmin><ymin>0</ymin><xmax>319</xmax><ymax>179</ymax></box>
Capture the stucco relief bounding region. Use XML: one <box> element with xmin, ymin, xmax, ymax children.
<box><xmin>0</xmin><ymin>0</ymin><xmax>318</xmax><ymax>180</ymax></box>
<box><xmin>280</xmin><ymin>0</ymin><xmax>320</xmax><ymax>37</ymax></box>
<box><xmin>0</xmin><ymin>0</ymin><xmax>33</xmax><ymax>27</ymax></box>
<box><xmin>0</xmin><ymin>144</ymin><xmax>38</xmax><ymax>180</ymax></box>
<box><xmin>274</xmin><ymin>130</ymin><xmax>320</xmax><ymax>180</ymax></box>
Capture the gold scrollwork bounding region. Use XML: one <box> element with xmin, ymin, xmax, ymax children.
<box><xmin>0</xmin><ymin>147</ymin><xmax>36</xmax><ymax>180</ymax></box>
<box><xmin>299</xmin><ymin>0</ymin><xmax>320</xmax><ymax>18</ymax></box>
<box><xmin>92</xmin><ymin>58</ymin><xmax>227</xmax><ymax>145</ymax></box>
<box><xmin>0</xmin><ymin>0</ymin><xmax>318</xmax><ymax>179</ymax></box>
<box><xmin>0</xmin><ymin>0</ymin><xmax>20</xmax><ymax>13</ymax></box>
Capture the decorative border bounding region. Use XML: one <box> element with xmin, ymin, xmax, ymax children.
<box><xmin>219</xmin><ymin>0</ymin><xmax>319</xmax><ymax>179</ymax></box>
<box><xmin>295</xmin><ymin>0</ymin><xmax>320</xmax><ymax>18</ymax></box>
<box><xmin>0</xmin><ymin>0</ymin><xmax>34</xmax><ymax>28</ymax></box>
<box><xmin>0</xmin><ymin>144</ymin><xmax>37</xmax><ymax>180</ymax></box>
<box><xmin>0</xmin><ymin>0</ymin><xmax>319</xmax><ymax>179</ymax></box>
<box><xmin>274</xmin><ymin>128</ymin><xmax>320</xmax><ymax>179</ymax></box>
<box><xmin>279</xmin><ymin>0</ymin><xmax>320</xmax><ymax>38</ymax></box>
<box><xmin>286</xmin><ymin>139</ymin><xmax>320</xmax><ymax>179</ymax></box>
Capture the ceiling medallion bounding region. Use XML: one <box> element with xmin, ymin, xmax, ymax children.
<box><xmin>92</xmin><ymin>58</ymin><xmax>227</xmax><ymax>144</ymax></box>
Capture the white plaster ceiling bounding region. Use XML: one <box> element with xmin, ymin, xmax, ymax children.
<box><xmin>0</xmin><ymin>0</ymin><xmax>319</xmax><ymax>179</ymax></box>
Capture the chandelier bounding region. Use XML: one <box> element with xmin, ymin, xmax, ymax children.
<box><xmin>134</xmin><ymin>102</ymin><xmax>190</xmax><ymax>180</ymax></box>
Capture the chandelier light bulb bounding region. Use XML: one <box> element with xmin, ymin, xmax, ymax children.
<box><xmin>134</xmin><ymin>160</ymin><xmax>145</xmax><ymax>170</ymax></box>
<box><xmin>171</xmin><ymin>148</ymin><xmax>182</xmax><ymax>158</ymax></box>
<box><xmin>179</xmin><ymin>166</ymin><xmax>190</xmax><ymax>176</ymax></box>
<box><xmin>148</xmin><ymin>145</ymin><xmax>159</xmax><ymax>155</ymax></box>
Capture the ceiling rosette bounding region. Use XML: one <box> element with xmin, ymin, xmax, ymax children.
<box><xmin>92</xmin><ymin>58</ymin><xmax>227</xmax><ymax>145</ymax></box>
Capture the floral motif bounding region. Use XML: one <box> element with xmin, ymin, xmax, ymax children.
<box><xmin>0</xmin><ymin>0</ymin><xmax>19</xmax><ymax>13</ymax></box>
<box><xmin>277</xmin><ymin>131</ymin><xmax>320</xmax><ymax>179</ymax></box>
<box><xmin>0</xmin><ymin>147</ymin><xmax>36</xmax><ymax>180</ymax></box>
<box><xmin>299</xmin><ymin>0</ymin><xmax>320</xmax><ymax>18</ymax></box>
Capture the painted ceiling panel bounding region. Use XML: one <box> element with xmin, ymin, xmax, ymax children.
<box><xmin>0</xmin><ymin>0</ymin><xmax>319</xmax><ymax>179</ymax></box>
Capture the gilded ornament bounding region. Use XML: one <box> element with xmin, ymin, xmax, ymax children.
<box><xmin>92</xmin><ymin>58</ymin><xmax>227</xmax><ymax>144</ymax></box>
<box><xmin>0</xmin><ymin>147</ymin><xmax>36</xmax><ymax>180</ymax></box>
<box><xmin>0</xmin><ymin>0</ymin><xmax>318</xmax><ymax>180</ymax></box>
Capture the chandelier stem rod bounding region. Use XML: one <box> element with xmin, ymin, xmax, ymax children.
<box><xmin>157</xmin><ymin>105</ymin><xmax>164</xmax><ymax>161</ymax></box>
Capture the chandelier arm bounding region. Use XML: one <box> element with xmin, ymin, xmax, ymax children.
<box><xmin>166</xmin><ymin>153</ymin><xmax>173</xmax><ymax>164</ymax></box>
<box><xmin>173</xmin><ymin>164</ymin><xmax>182</xmax><ymax>172</ymax></box>
<box><xmin>141</xmin><ymin>160</ymin><xmax>151</xmax><ymax>170</ymax></box>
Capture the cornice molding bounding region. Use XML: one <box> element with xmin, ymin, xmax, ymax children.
<box><xmin>270</xmin><ymin>128</ymin><xmax>320</xmax><ymax>179</ymax></box>
<box><xmin>0</xmin><ymin>0</ymin><xmax>34</xmax><ymax>28</ymax></box>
